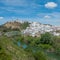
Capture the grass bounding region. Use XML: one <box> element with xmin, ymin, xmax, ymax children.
<box><xmin>0</xmin><ymin>36</ymin><xmax>35</xmax><ymax>60</ymax></box>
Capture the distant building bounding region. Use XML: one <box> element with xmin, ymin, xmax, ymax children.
<box><xmin>53</xmin><ymin>32</ymin><xmax>60</xmax><ymax>36</ymax></box>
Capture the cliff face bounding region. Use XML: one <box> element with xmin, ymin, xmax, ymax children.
<box><xmin>3</xmin><ymin>21</ymin><xmax>29</xmax><ymax>30</ymax></box>
<box><xmin>4</xmin><ymin>21</ymin><xmax>21</xmax><ymax>29</ymax></box>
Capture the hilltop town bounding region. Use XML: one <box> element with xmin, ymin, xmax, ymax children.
<box><xmin>0</xmin><ymin>20</ymin><xmax>60</xmax><ymax>37</ymax></box>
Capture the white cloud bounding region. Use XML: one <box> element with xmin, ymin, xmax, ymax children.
<box><xmin>45</xmin><ymin>2</ymin><xmax>58</xmax><ymax>9</ymax></box>
<box><xmin>44</xmin><ymin>15</ymin><xmax>51</xmax><ymax>18</ymax></box>
<box><xmin>0</xmin><ymin>17</ymin><xmax>4</xmax><ymax>20</ymax></box>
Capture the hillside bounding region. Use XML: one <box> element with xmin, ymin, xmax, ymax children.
<box><xmin>0</xmin><ymin>21</ymin><xmax>29</xmax><ymax>32</ymax></box>
<box><xmin>4</xmin><ymin>21</ymin><xmax>22</xmax><ymax>29</ymax></box>
<box><xmin>0</xmin><ymin>36</ymin><xmax>35</xmax><ymax>60</ymax></box>
<box><xmin>0</xmin><ymin>21</ymin><xmax>60</xmax><ymax>60</ymax></box>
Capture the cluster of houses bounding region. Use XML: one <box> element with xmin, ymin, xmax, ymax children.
<box><xmin>22</xmin><ymin>22</ymin><xmax>60</xmax><ymax>37</ymax></box>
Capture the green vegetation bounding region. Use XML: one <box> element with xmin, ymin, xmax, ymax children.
<box><xmin>21</xmin><ymin>21</ymin><xmax>30</xmax><ymax>29</ymax></box>
<box><xmin>0</xmin><ymin>23</ymin><xmax>60</xmax><ymax>60</ymax></box>
<box><xmin>0</xmin><ymin>36</ymin><xmax>35</xmax><ymax>60</ymax></box>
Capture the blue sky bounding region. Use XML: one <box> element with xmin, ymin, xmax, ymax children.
<box><xmin>0</xmin><ymin>0</ymin><xmax>60</xmax><ymax>26</ymax></box>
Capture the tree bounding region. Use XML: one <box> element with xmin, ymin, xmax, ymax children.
<box><xmin>53</xmin><ymin>36</ymin><xmax>60</xmax><ymax>55</ymax></box>
<box><xmin>21</xmin><ymin>21</ymin><xmax>29</xmax><ymax>29</ymax></box>
<box><xmin>40</xmin><ymin>32</ymin><xmax>53</xmax><ymax>45</ymax></box>
<box><xmin>34</xmin><ymin>51</ymin><xmax>47</xmax><ymax>60</ymax></box>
